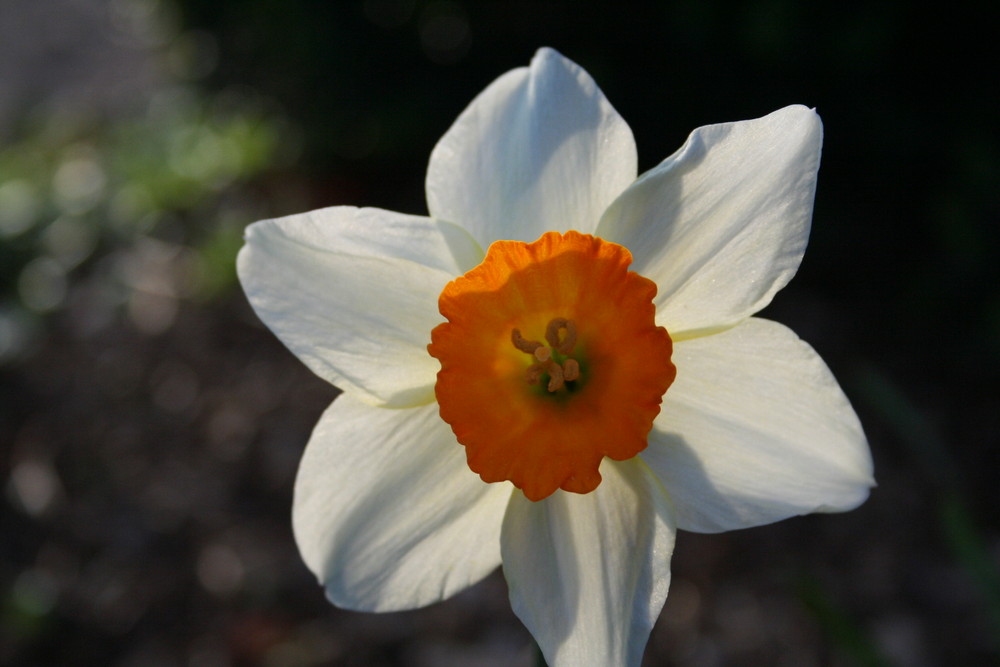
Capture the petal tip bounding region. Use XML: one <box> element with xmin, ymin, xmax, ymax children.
<box><xmin>532</xmin><ymin>46</ymin><xmax>565</xmax><ymax>64</ymax></box>
<box><xmin>775</xmin><ymin>104</ymin><xmax>823</xmax><ymax>142</ymax></box>
<box><xmin>813</xmin><ymin>465</ymin><xmax>877</xmax><ymax>516</ymax></box>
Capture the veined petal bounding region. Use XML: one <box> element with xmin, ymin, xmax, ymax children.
<box><xmin>293</xmin><ymin>393</ymin><xmax>511</xmax><ymax>611</ymax></box>
<box><xmin>596</xmin><ymin>105</ymin><xmax>822</xmax><ymax>338</ymax></box>
<box><xmin>237</xmin><ymin>206</ymin><xmax>482</xmax><ymax>407</ymax></box>
<box><xmin>642</xmin><ymin>318</ymin><xmax>874</xmax><ymax>533</ymax></box>
<box><xmin>501</xmin><ymin>458</ymin><xmax>676</xmax><ymax>667</ymax></box>
<box><xmin>426</xmin><ymin>47</ymin><xmax>637</xmax><ymax>246</ymax></box>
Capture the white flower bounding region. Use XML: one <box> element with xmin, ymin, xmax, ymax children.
<box><xmin>237</xmin><ymin>48</ymin><xmax>874</xmax><ymax>666</ymax></box>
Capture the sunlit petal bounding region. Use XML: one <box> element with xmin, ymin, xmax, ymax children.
<box><xmin>294</xmin><ymin>393</ymin><xmax>511</xmax><ymax>611</ymax></box>
<box><xmin>238</xmin><ymin>206</ymin><xmax>482</xmax><ymax>407</ymax></box>
<box><xmin>643</xmin><ymin>318</ymin><xmax>874</xmax><ymax>533</ymax></box>
<box><xmin>502</xmin><ymin>458</ymin><xmax>675</xmax><ymax>667</ymax></box>
<box><xmin>597</xmin><ymin>105</ymin><xmax>822</xmax><ymax>338</ymax></box>
<box><xmin>427</xmin><ymin>47</ymin><xmax>637</xmax><ymax>246</ymax></box>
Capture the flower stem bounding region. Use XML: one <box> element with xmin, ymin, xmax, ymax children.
<box><xmin>533</xmin><ymin>640</ymin><xmax>548</xmax><ymax>667</ymax></box>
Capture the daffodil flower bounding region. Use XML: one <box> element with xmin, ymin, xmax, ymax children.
<box><xmin>237</xmin><ymin>48</ymin><xmax>874</xmax><ymax>666</ymax></box>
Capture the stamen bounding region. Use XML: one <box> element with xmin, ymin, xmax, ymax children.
<box><xmin>546</xmin><ymin>362</ymin><xmax>564</xmax><ymax>392</ymax></box>
<box><xmin>533</xmin><ymin>347</ymin><xmax>552</xmax><ymax>362</ymax></box>
<box><xmin>511</xmin><ymin>328</ymin><xmax>542</xmax><ymax>354</ymax></box>
<box><xmin>545</xmin><ymin>318</ymin><xmax>577</xmax><ymax>354</ymax></box>
<box><xmin>511</xmin><ymin>318</ymin><xmax>582</xmax><ymax>393</ymax></box>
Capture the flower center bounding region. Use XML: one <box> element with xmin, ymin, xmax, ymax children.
<box><xmin>512</xmin><ymin>318</ymin><xmax>581</xmax><ymax>391</ymax></box>
<box><xmin>428</xmin><ymin>231</ymin><xmax>675</xmax><ymax>501</ymax></box>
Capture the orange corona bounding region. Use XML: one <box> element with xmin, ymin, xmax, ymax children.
<box><xmin>428</xmin><ymin>231</ymin><xmax>676</xmax><ymax>501</ymax></box>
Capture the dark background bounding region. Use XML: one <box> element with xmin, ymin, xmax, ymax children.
<box><xmin>2</xmin><ymin>1</ymin><xmax>998</xmax><ymax>665</ymax></box>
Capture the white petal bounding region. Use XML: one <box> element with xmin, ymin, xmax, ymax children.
<box><xmin>642</xmin><ymin>318</ymin><xmax>874</xmax><ymax>533</ymax></box>
<box><xmin>597</xmin><ymin>105</ymin><xmax>823</xmax><ymax>338</ymax></box>
<box><xmin>426</xmin><ymin>47</ymin><xmax>637</xmax><ymax>246</ymax></box>
<box><xmin>237</xmin><ymin>206</ymin><xmax>482</xmax><ymax>407</ymax></box>
<box><xmin>293</xmin><ymin>393</ymin><xmax>511</xmax><ymax>611</ymax></box>
<box><xmin>501</xmin><ymin>458</ymin><xmax>675</xmax><ymax>667</ymax></box>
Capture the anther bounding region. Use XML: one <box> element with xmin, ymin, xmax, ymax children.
<box><xmin>545</xmin><ymin>318</ymin><xmax>577</xmax><ymax>354</ymax></box>
<box><xmin>546</xmin><ymin>362</ymin><xmax>565</xmax><ymax>392</ymax></box>
<box><xmin>563</xmin><ymin>358</ymin><xmax>580</xmax><ymax>382</ymax></box>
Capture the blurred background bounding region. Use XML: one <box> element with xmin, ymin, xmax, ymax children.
<box><xmin>1</xmin><ymin>1</ymin><xmax>997</xmax><ymax>665</ymax></box>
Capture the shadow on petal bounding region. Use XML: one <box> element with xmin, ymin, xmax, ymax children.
<box><xmin>642</xmin><ymin>426</ymin><xmax>872</xmax><ymax>535</ymax></box>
